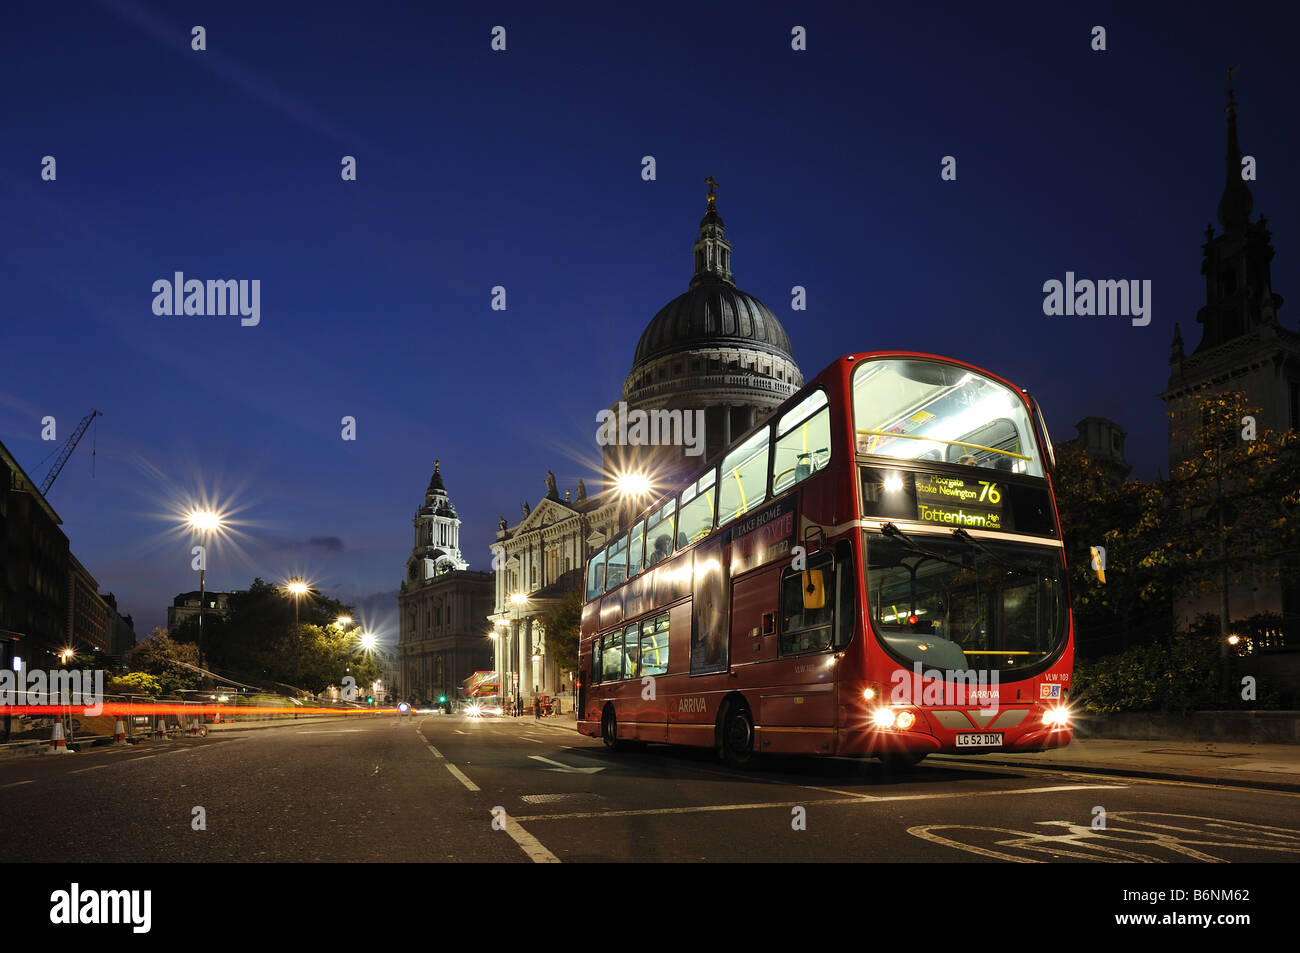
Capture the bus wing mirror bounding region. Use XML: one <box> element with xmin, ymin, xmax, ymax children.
<box><xmin>802</xmin><ymin>570</ymin><xmax>826</xmax><ymax>611</ymax></box>
<box><xmin>803</xmin><ymin>525</ymin><xmax>825</xmax><ymax>553</ymax></box>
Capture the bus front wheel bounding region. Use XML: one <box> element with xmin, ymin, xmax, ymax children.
<box><xmin>720</xmin><ymin>703</ymin><xmax>755</xmax><ymax>767</ymax></box>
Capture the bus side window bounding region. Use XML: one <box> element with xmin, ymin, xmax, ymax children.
<box><xmin>640</xmin><ymin>613</ymin><xmax>670</xmax><ymax>677</ymax></box>
<box><xmin>780</xmin><ymin>554</ymin><xmax>836</xmax><ymax>654</ymax></box>
<box><xmin>628</xmin><ymin>521</ymin><xmax>645</xmax><ymax>577</ymax></box>
<box><xmin>645</xmin><ymin>499</ymin><xmax>676</xmax><ymax>566</ymax></box>
<box><xmin>623</xmin><ymin>622</ymin><xmax>641</xmax><ymax>679</ymax></box>
<box><xmin>718</xmin><ymin>428</ymin><xmax>770</xmax><ymax>526</ymax></box>
<box><xmin>601</xmin><ymin>630</ymin><xmax>624</xmax><ymax>682</ymax></box>
<box><xmin>773</xmin><ymin>396</ymin><xmax>831</xmax><ymax>495</ymax></box>
<box><xmin>677</xmin><ymin>469</ymin><xmax>717</xmax><ymax>546</ymax></box>
<box><xmin>586</xmin><ymin>551</ymin><xmax>606</xmax><ymax>600</ymax></box>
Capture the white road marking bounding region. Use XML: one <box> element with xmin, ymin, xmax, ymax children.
<box><xmin>529</xmin><ymin>755</ymin><xmax>605</xmax><ymax>775</ymax></box>
<box><xmin>125</xmin><ymin>756</ymin><xmax>156</xmax><ymax>763</ymax></box>
<box><xmin>417</xmin><ymin>723</ymin><xmax>479</xmax><ymax>791</ymax></box>
<box><xmin>444</xmin><ymin>763</ymin><xmax>481</xmax><ymax>792</ymax></box>
<box><xmin>454</xmin><ymin>730</ymin><xmax>468</xmax><ymax>735</ymax></box>
<box><xmin>297</xmin><ymin>729</ymin><xmax>364</xmax><ymax>734</ymax></box>
<box><xmin>1</xmin><ymin>780</ymin><xmax>35</xmax><ymax>788</ymax></box>
<box><xmin>70</xmin><ymin>765</ymin><xmax>107</xmax><ymax>774</ymax></box>
<box><xmin>497</xmin><ymin>810</ymin><xmax>561</xmax><ymax>863</ymax></box>
<box><xmin>512</xmin><ymin>783</ymin><xmax>1127</xmax><ymax>823</ymax></box>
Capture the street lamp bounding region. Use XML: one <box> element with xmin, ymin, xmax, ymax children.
<box><xmin>286</xmin><ymin>579</ymin><xmax>308</xmax><ymax>629</ymax></box>
<box><xmin>186</xmin><ymin>509</ymin><xmax>223</xmax><ymax>672</ymax></box>
<box><xmin>509</xmin><ymin>593</ymin><xmax>529</xmax><ymax>716</ymax></box>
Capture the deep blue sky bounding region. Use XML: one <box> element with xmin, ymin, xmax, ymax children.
<box><xmin>2</xmin><ymin>0</ymin><xmax>1296</xmax><ymax>637</ymax></box>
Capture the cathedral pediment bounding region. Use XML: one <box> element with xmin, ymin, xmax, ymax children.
<box><xmin>514</xmin><ymin>498</ymin><xmax>576</xmax><ymax>535</ymax></box>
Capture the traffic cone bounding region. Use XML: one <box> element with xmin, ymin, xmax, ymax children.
<box><xmin>113</xmin><ymin>719</ymin><xmax>127</xmax><ymax>744</ymax></box>
<box><xmin>47</xmin><ymin>721</ymin><xmax>72</xmax><ymax>754</ymax></box>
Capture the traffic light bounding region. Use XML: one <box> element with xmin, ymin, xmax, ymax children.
<box><xmin>437</xmin><ymin>695</ymin><xmax>447</xmax><ymax>704</ymax></box>
<box><xmin>366</xmin><ymin>696</ymin><xmax>374</xmax><ymax>705</ymax></box>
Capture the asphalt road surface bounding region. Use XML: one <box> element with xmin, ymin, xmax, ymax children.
<box><xmin>3</xmin><ymin>713</ymin><xmax>1298</xmax><ymax>863</ymax></box>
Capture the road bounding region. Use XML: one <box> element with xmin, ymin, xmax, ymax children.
<box><xmin>2</xmin><ymin>713</ymin><xmax>1298</xmax><ymax>863</ymax></box>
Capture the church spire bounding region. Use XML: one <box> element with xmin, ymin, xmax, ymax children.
<box><xmin>1217</xmin><ymin>67</ymin><xmax>1253</xmax><ymax>235</ymax></box>
<box><xmin>690</xmin><ymin>174</ymin><xmax>735</xmax><ymax>289</ymax></box>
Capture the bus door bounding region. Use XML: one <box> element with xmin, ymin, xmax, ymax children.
<box><xmin>760</xmin><ymin>543</ymin><xmax>854</xmax><ymax>753</ymax></box>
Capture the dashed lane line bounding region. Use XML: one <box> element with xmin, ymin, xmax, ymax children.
<box><xmin>1</xmin><ymin>780</ymin><xmax>35</xmax><ymax>789</ymax></box>
<box><xmin>416</xmin><ymin>719</ymin><xmax>560</xmax><ymax>862</ymax></box>
<box><xmin>416</xmin><ymin>723</ymin><xmax>480</xmax><ymax>792</ymax></box>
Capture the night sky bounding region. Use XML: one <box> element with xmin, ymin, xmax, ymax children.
<box><xmin>2</xmin><ymin>1</ymin><xmax>1296</xmax><ymax>638</ymax></box>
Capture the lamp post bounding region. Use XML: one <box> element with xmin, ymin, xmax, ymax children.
<box><xmin>486</xmin><ymin>630</ymin><xmax>500</xmax><ymax>709</ymax></box>
<box><xmin>287</xmin><ymin>579</ymin><xmax>308</xmax><ymax>630</ymax></box>
<box><xmin>186</xmin><ymin>510</ymin><xmax>222</xmax><ymax>675</ymax></box>
<box><xmin>510</xmin><ymin>593</ymin><xmax>528</xmax><ymax>716</ymax></box>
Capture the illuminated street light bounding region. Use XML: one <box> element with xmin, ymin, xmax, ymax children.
<box><xmin>285</xmin><ymin>578</ymin><xmax>308</xmax><ymax>629</ymax></box>
<box><xmin>336</xmin><ymin>615</ymin><xmax>353</xmax><ymax>626</ymax></box>
<box><xmin>360</xmin><ymin>631</ymin><xmax>378</xmax><ymax>651</ymax></box>
<box><xmin>185</xmin><ymin>509</ymin><xmax>225</xmax><ymax>677</ymax></box>
<box><xmin>614</xmin><ymin>472</ymin><xmax>651</xmax><ymax>498</ymax></box>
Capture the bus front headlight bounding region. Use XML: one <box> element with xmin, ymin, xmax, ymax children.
<box><xmin>1041</xmin><ymin>707</ymin><xmax>1069</xmax><ymax>727</ymax></box>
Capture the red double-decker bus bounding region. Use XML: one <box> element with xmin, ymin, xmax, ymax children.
<box><xmin>576</xmin><ymin>352</ymin><xmax>1073</xmax><ymax>766</ymax></box>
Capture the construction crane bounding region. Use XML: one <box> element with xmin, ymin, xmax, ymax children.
<box><xmin>38</xmin><ymin>410</ymin><xmax>101</xmax><ymax>496</ymax></box>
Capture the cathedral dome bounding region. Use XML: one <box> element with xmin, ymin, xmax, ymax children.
<box><xmin>605</xmin><ymin>178</ymin><xmax>804</xmax><ymax>487</ymax></box>
<box><xmin>631</xmin><ymin>282</ymin><xmax>794</xmax><ymax>370</ymax></box>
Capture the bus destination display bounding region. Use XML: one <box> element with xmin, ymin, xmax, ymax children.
<box><xmin>913</xmin><ymin>474</ymin><xmax>1004</xmax><ymax>529</ymax></box>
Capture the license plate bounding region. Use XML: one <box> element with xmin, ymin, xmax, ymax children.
<box><xmin>955</xmin><ymin>732</ymin><xmax>1003</xmax><ymax>747</ymax></box>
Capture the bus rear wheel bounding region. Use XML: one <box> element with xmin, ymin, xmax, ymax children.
<box><xmin>720</xmin><ymin>703</ymin><xmax>755</xmax><ymax>767</ymax></box>
<box><xmin>602</xmin><ymin>707</ymin><xmax>634</xmax><ymax>752</ymax></box>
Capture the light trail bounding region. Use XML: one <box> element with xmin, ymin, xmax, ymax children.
<box><xmin>0</xmin><ymin>703</ymin><xmax>399</xmax><ymax>717</ymax></box>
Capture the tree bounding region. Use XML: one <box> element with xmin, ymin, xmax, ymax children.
<box><xmin>1148</xmin><ymin>391</ymin><xmax>1300</xmax><ymax>690</ymax></box>
<box><xmin>540</xmin><ymin>587</ymin><xmax>583</xmax><ymax>681</ymax></box>
<box><xmin>175</xmin><ymin>577</ymin><xmax>367</xmax><ymax>693</ymax></box>
<box><xmin>1051</xmin><ymin>443</ymin><xmax>1171</xmax><ymax>657</ymax></box>
<box><xmin>107</xmin><ymin>672</ymin><xmax>162</xmax><ymax>698</ymax></box>
<box><xmin>123</xmin><ymin>628</ymin><xmax>202</xmax><ymax>696</ymax></box>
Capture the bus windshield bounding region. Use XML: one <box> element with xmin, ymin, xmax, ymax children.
<box><xmin>864</xmin><ymin>530</ymin><xmax>1067</xmax><ymax>676</ymax></box>
<box><xmin>852</xmin><ymin>358</ymin><xmax>1045</xmax><ymax>478</ymax></box>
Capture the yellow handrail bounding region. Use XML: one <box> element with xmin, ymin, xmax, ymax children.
<box><xmin>855</xmin><ymin>430</ymin><xmax>1030</xmax><ymax>461</ymax></box>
